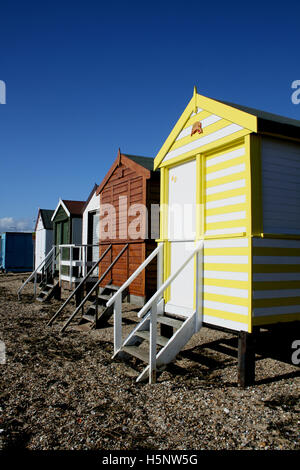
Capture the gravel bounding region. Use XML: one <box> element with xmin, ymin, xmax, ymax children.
<box><xmin>0</xmin><ymin>273</ymin><xmax>299</xmax><ymax>450</ymax></box>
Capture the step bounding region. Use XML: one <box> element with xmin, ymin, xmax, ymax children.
<box><xmin>135</xmin><ymin>330</ymin><xmax>169</xmax><ymax>347</ymax></box>
<box><xmin>82</xmin><ymin>314</ymin><xmax>95</xmax><ymax>323</ymax></box>
<box><xmin>157</xmin><ymin>315</ymin><xmax>184</xmax><ymax>330</ymax></box>
<box><xmin>106</xmin><ymin>285</ymin><xmax>119</xmax><ymax>291</ymax></box>
<box><xmin>123</xmin><ymin>346</ymin><xmax>149</xmax><ymax>363</ymax></box>
<box><xmin>98</xmin><ymin>294</ymin><xmax>111</xmax><ymax>302</ymax></box>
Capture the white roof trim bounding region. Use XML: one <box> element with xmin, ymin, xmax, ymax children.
<box><xmin>51</xmin><ymin>198</ymin><xmax>71</xmax><ymax>221</ymax></box>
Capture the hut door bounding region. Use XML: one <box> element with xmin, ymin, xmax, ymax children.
<box><xmin>88</xmin><ymin>211</ymin><xmax>99</xmax><ymax>275</ymax></box>
<box><xmin>166</xmin><ymin>159</ymin><xmax>197</xmax><ymax>318</ymax></box>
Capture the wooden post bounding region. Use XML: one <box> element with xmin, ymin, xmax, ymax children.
<box><xmin>75</xmin><ymin>282</ymin><xmax>83</xmax><ymax>308</ymax></box>
<box><xmin>149</xmin><ymin>302</ymin><xmax>157</xmax><ymax>384</ymax></box>
<box><xmin>114</xmin><ymin>293</ymin><xmax>122</xmax><ymax>355</ymax></box>
<box><xmin>238</xmin><ymin>331</ymin><xmax>255</xmax><ymax>387</ymax></box>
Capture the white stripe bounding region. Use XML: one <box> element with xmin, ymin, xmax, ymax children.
<box><xmin>204</xmin><ymin>238</ymin><xmax>248</xmax><ymax>248</ymax></box>
<box><xmin>206</xmin><ymin>195</ymin><xmax>246</xmax><ymax>209</ymax></box>
<box><xmin>205</xmin><ymin>226</ymin><xmax>247</xmax><ymax>236</ymax></box>
<box><xmin>176</xmin><ymin>114</ymin><xmax>222</xmax><ymax>141</ymax></box>
<box><xmin>206</xmin><ymin>211</ymin><xmax>246</xmax><ymax>224</ymax></box>
<box><xmin>204</xmin><ymin>270</ymin><xmax>248</xmax><ymax>281</ymax></box>
<box><xmin>253</xmin><ymin>256</ymin><xmax>300</xmax><ymax>265</ymax></box>
<box><xmin>203</xmin><ymin>314</ymin><xmax>248</xmax><ymax>331</ymax></box>
<box><xmin>206</xmin><ymin>147</ymin><xmax>246</xmax><ymax>168</ymax></box>
<box><xmin>164</xmin><ymin>124</ymin><xmax>244</xmax><ymax>162</ymax></box>
<box><xmin>253</xmin><ymin>273</ymin><xmax>300</xmax><ymax>281</ymax></box>
<box><xmin>206</xmin><ymin>163</ymin><xmax>245</xmax><ymax>182</ymax></box>
<box><xmin>253</xmin><ymin>289</ymin><xmax>300</xmax><ymax>299</ymax></box>
<box><xmin>204</xmin><ymin>285</ymin><xmax>248</xmax><ymax>298</ymax></box>
<box><xmin>253</xmin><ymin>238</ymin><xmax>300</xmax><ymax>249</ymax></box>
<box><xmin>204</xmin><ymin>299</ymin><xmax>248</xmax><ymax>316</ymax></box>
<box><xmin>190</xmin><ymin>108</ymin><xmax>204</xmax><ymax>117</ymax></box>
<box><xmin>206</xmin><ymin>179</ymin><xmax>245</xmax><ymax>195</ymax></box>
<box><xmin>253</xmin><ymin>305</ymin><xmax>300</xmax><ymax>316</ymax></box>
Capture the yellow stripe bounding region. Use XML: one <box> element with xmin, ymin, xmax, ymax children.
<box><xmin>253</xmin><ymin>313</ymin><xmax>300</xmax><ymax>326</ymax></box>
<box><xmin>253</xmin><ymin>280</ymin><xmax>300</xmax><ymax>290</ymax></box>
<box><xmin>204</xmin><ymin>292</ymin><xmax>248</xmax><ymax>307</ymax></box>
<box><xmin>183</xmin><ymin>110</ymin><xmax>213</xmax><ymax>129</ymax></box>
<box><xmin>159</xmin><ymin>129</ymin><xmax>251</xmax><ymax>169</ymax></box>
<box><xmin>204</xmin><ymin>278</ymin><xmax>249</xmax><ymax>289</ymax></box>
<box><xmin>253</xmin><ymin>297</ymin><xmax>300</xmax><ymax>308</ymax></box>
<box><xmin>206</xmin><ymin>170</ymin><xmax>246</xmax><ymax>189</ymax></box>
<box><xmin>196</xmin><ymin>93</ymin><xmax>258</xmax><ymax>132</ymax></box>
<box><xmin>170</xmin><ymin>119</ymin><xmax>230</xmax><ymax>153</ymax></box>
<box><xmin>206</xmin><ymin>203</ymin><xmax>246</xmax><ymax>217</ymax></box>
<box><xmin>206</xmin><ymin>219</ymin><xmax>246</xmax><ymax>230</ymax></box>
<box><xmin>248</xmin><ymin>134</ymin><xmax>262</xmax><ymax>236</ymax></box>
<box><xmin>204</xmin><ymin>247</ymin><xmax>249</xmax><ymax>256</ymax></box>
<box><xmin>204</xmin><ymin>263</ymin><xmax>248</xmax><ymax>272</ymax></box>
<box><xmin>203</xmin><ymin>307</ymin><xmax>248</xmax><ymax>324</ymax></box>
<box><xmin>206</xmin><ymin>186</ymin><xmax>246</xmax><ymax>203</ymax></box>
<box><xmin>206</xmin><ymin>155</ymin><xmax>246</xmax><ymax>174</ymax></box>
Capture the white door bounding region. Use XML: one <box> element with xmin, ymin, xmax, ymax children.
<box><xmin>166</xmin><ymin>159</ymin><xmax>197</xmax><ymax>318</ymax></box>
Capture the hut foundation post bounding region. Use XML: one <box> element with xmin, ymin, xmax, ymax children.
<box><xmin>238</xmin><ymin>330</ymin><xmax>256</xmax><ymax>387</ymax></box>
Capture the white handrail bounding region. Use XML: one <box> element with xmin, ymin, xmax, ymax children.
<box><xmin>106</xmin><ymin>244</ymin><xmax>163</xmax><ymax>308</ymax></box>
<box><xmin>17</xmin><ymin>246</ymin><xmax>56</xmax><ymax>299</ymax></box>
<box><xmin>138</xmin><ymin>241</ymin><xmax>204</xmax><ymax>318</ymax></box>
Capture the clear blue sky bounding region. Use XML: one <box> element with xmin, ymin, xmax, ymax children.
<box><xmin>0</xmin><ymin>0</ymin><xmax>299</xmax><ymax>231</ymax></box>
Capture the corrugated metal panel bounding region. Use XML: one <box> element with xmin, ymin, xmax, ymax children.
<box><xmin>262</xmin><ymin>136</ymin><xmax>300</xmax><ymax>234</ymax></box>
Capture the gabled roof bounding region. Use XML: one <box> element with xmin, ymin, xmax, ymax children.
<box><xmin>35</xmin><ymin>209</ymin><xmax>54</xmax><ymax>231</ymax></box>
<box><xmin>96</xmin><ymin>149</ymin><xmax>154</xmax><ymax>195</ymax></box>
<box><xmin>62</xmin><ymin>200</ymin><xmax>85</xmax><ymax>216</ymax></box>
<box><xmin>123</xmin><ymin>154</ymin><xmax>154</xmax><ymax>171</ymax></box>
<box><xmin>51</xmin><ymin>199</ymin><xmax>85</xmax><ymax>221</ymax></box>
<box><xmin>154</xmin><ymin>88</ymin><xmax>300</xmax><ymax>170</ymax></box>
<box><xmin>81</xmin><ymin>183</ymin><xmax>99</xmax><ymax>213</ymax></box>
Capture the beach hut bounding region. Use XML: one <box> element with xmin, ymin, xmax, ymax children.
<box><xmin>108</xmin><ymin>88</ymin><xmax>300</xmax><ymax>384</ymax></box>
<box><xmin>51</xmin><ymin>199</ymin><xmax>85</xmax><ymax>287</ymax></box>
<box><xmin>96</xmin><ymin>150</ymin><xmax>160</xmax><ymax>306</ymax></box>
<box><xmin>34</xmin><ymin>209</ymin><xmax>54</xmax><ymax>273</ymax></box>
<box><xmin>81</xmin><ymin>184</ymin><xmax>100</xmax><ymax>278</ymax></box>
<box><xmin>0</xmin><ymin>232</ymin><xmax>34</xmax><ymax>272</ymax></box>
<box><xmin>47</xmin><ymin>151</ymin><xmax>160</xmax><ymax>331</ymax></box>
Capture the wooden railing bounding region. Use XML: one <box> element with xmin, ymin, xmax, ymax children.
<box><xmin>47</xmin><ymin>244</ymin><xmax>112</xmax><ymax>327</ymax></box>
<box><xmin>59</xmin><ymin>243</ymin><xmax>129</xmax><ymax>332</ymax></box>
<box><xmin>17</xmin><ymin>246</ymin><xmax>58</xmax><ymax>300</ymax></box>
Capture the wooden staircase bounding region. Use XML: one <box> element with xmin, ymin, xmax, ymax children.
<box><xmin>108</xmin><ymin>241</ymin><xmax>204</xmax><ymax>383</ymax></box>
<box><xmin>78</xmin><ymin>284</ymin><xmax>128</xmax><ymax>329</ymax></box>
<box><xmin>36</xmin><ymin>276</ymin><xmax>60</xmax><ymax>303</ymax></box>
<box><xmin>113</xmin><ymin>298</ymin><xmax>197</xmax><ymax>382</ymax></box>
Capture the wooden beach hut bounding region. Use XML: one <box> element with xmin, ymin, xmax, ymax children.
<box><xmin>34</xmin><ymin>209</ymin><xmax>54</xmax><ymax>273</ymax></box>
<box><xmin>108</xmin><ymin>88</ymin><xmax>300</xmax><ymax>384</ymax></box>
<box><xmin>96</xmin><ymin>150</ymin><xmax>160</xmax><ymax>306</ymax></box>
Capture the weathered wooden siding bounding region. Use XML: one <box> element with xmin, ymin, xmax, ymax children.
<box><xmin>98</xmin><ymin>159</ymin><xmax>159</xmax><ymax>300</ymax></box>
